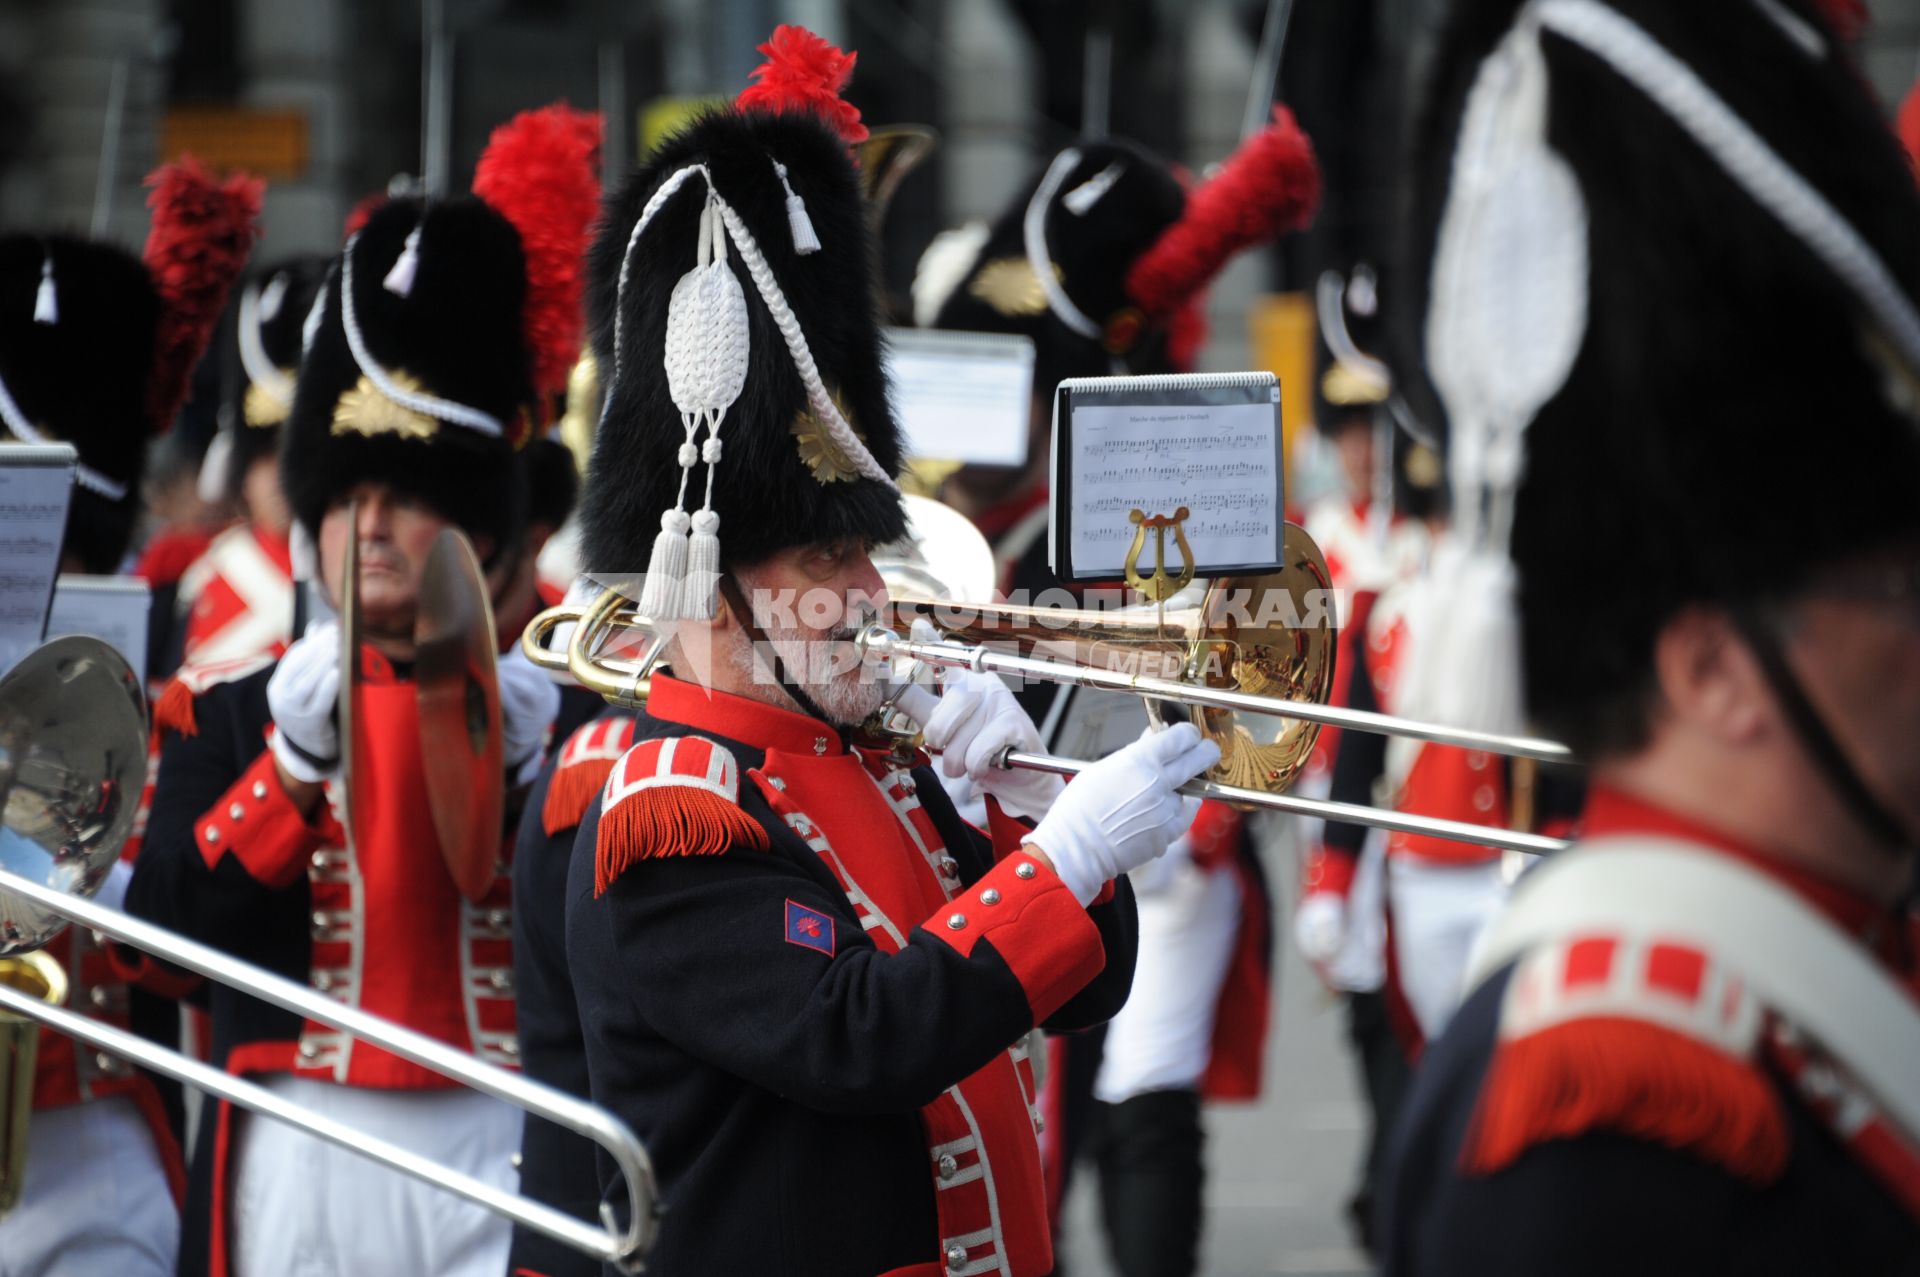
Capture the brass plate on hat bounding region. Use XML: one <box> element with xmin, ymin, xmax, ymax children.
<box><xmin>792</xmin><ymin>391</ymin><xmax>868</xmax><ymax>485</ymax></box>
<box><xmin>414</xmin><ymin>528</ymin><xmax>504</xmax><ymax>902</ymax></box>
<box><xmin>332</xmin><ymin>370</ymin><xmax>439</xmax><ymax>440</ymax></box>
<box><xmin>968</xmin><ymin>257</ymin><xmax>1064</xmax><ymax>318</ymax></box>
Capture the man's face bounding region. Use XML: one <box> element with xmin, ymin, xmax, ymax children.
<box><xmin>1782</xmin><ymin>548</ymin><xmax>1920</xmax><ymax>845</ymax></box>
<box><xmin>732</xmin><ymin>539</ymin><xmax>890</xmax><ymax>726</ymax></box>
<box><xmin>243</xmin><ymin>453</ymin><xmax>291</xmax><ymax>535</ymax></box>
<box><xmin>1334</xmin><ymin>416</ymin><xmax>1375</xmax><ymax>500</ymax></box>
<box><xmin>317</xmin><ymin>482</ymin><xmax>452</xmax><ymax>643</ymax></box>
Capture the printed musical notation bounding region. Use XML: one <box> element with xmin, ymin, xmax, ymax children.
<box><xmin>1065</xmin><ymin>394</ymin><xmax>1281</xmax><ymax>578</ymax></box>
<box><xmin>0</xmin><ymin>446</ymin><xmax>78</xmax><ymax>674</ymax></box>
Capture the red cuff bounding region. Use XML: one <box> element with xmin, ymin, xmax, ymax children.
<box><xmin>1302</xmin><ymin>844</ymin><xmax>1357</xmax><ymax>899</ymax></box>
<box><xmin>106</xmin><ymin>945</ymin><xmax>202</xmax><ymax>999</ymax></box>
<box><xmin>924</xmin><ymin>851</ymin><xmax>1106</xmax><ymax>1023</ymax></box>
<box><xmin>195</xmin><ymin>749</ymin><xmax>326</xmax><ymax>889</ymax></box>
<box><xmin>984</xmin><ymin>797</ymin><xmax>1114</xmax><ymax>905</ymax></box>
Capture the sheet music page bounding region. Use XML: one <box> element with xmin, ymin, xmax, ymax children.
<box><xmin>1066</xmin><ymin>398</ymin><xmax>1281</xmax><ymax>578</ymax></box>
<box><xmin>0</xmin><ymin>446</ymin><xmax>77</xmax><ymax>675</ymax></box>
<box><xmin>46</xmin><ymin>575</ymin><xmax>151</xmax><ymax>678</ymax></box>
<box><xmin>884</xmin><ymin>328</ymin><xmax>1035</xmax><ymax>466</ymax></box>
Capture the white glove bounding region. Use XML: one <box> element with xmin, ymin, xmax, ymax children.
<box><xmin>922</xmin><ymin>668</ymin><xmax>1064</xmax><ymax>820</ymax></box>
<box><xmin>498</xmin><ymin>644</ymin><xmax>562</xmax><ymax>786</ymax></box>
<box><xmin>1024</xmin><ymin>723</ymin><xmax>1220</xmax><ymax>906</ymax></box>
<box><xmin>268</xmin><ymin>620</ymin><xmax>343</xmax><ymax>784</ymax></box>
<box><xmin>1293</xmin><ymin>892</ymin><xmax>1349</xmax><ymax>967</ymax></box>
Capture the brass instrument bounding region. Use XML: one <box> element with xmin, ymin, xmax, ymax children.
<box><xmin>0</xmin><ymin>951</ymin><xmax>65</xmax><ymax>1215</ymax></box>
<box><xmin>522</xmin><ymin>500</ymin><xmax>1575</xmax><ymax>856</ymax></box>
<box><xmin>0</xmin><ymin>624</ymin><xmax>659</xmax><ymax>1265</ymax></box>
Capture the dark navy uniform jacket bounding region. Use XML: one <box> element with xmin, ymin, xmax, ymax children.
<box><xmin>566</xmin><ymin>675</ymin><xmax>1138</xmax><ymax>1277</ymax></box>
<box><xmin>509</xmin><ymin>707</ymin><xmax>638</xmax><ymax>1277</ymax></box>
<box><xmin>1382</xmin><ymin>789</ymin><xmax>1920</xmax><ymax>1276</ymax></box>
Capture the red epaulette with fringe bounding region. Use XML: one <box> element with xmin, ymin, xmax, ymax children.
<box><xmin>1463</xmin><ymin>932</ymin><xmax>1789</xmax><ymax>1185</ymax></box>
<box><xmin>595</xmin><ymin>735</ymin><xmax>768</xmax><ymax>896</ymax></box>
<box><xmin>541</xmin><ymin>715</ymin><xmax>638</xmax><ymax>836</ymax></box>
<box><xmin>154</xmin><ymin>651</ymin><xmax>279</xmax><ymax>739</ymax></box>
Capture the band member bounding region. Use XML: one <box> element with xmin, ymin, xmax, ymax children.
<box><xmin>912</xmin><ymin>95</ymin><xmax>1321</xmax><ymax>1276</ymax></box>
<box><xmin>131</xmin><ymin>104</ymin><xmax>598</xmax><ymax>1277</ymax></box>
<box><xmin>168</xmin><ymin>256</ymin><xmax>330</xmax><ymax>673</ymax></box>
<box><xmin>565</xmin><ymin>26</ymin><xmax>1214</xmax><ymax>1275</ymax></box>
<box><xmin>1384</xmin><ymin>1</ymin><xmax>1920</xmax><ymax>1270</ymax></box>
<box><xmin>0</xmin><ymin>160</ymin><xmax>261</xmax><ymax>1275</ymax></box>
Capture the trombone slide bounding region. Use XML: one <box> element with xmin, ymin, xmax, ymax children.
<box><xmin>0</xmin><ymin>865</ymin><xmax>658</xmax><ymax>1272</ymax></box>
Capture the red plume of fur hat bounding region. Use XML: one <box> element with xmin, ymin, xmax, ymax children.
<box><xmin>735</xmin><ymin>25</ymin><xmax>869</xmax><ymax>145</ymax></box>
<box><xmin>473</xmin><ymin>103</ymin><xmax>604</xmax><ymax>412</ymax></box>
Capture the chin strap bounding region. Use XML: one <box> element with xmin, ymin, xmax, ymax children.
<box><xmin>717</xmin><ymin>575</ymin><xmax>836</xmax><ymax>731</ymax></box>
<box><xmin>1733</xmin><ymin>608</ymin><xmax>1915</xmax><ymax>856</ymax></box>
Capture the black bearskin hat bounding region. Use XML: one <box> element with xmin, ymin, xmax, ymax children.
<box><xmin>0</xmin><ymin>161</ymin><xmax>260</xmax><ymax>574</ymax></box>
<box><xmin>281</xmin><ymin>103</ymin><xmax>601</xmax><ymax>564</ymax></box>
<box><xmin>280</xmin><ymin>198</ymin><xmax>533</xmax><ymax>558</ymax></box>
<box><xmin>220</xmin><ymin>254</ymin><xmax>329</xmax><ymax>502</ymax></box>
<box><xmin>580</xmin><ymin>27</ymin><xmax>908</xmax><ymax>614</ymax></box>
<box><xmin>1408</xmin><ymin>0</ymin><xmax>1920</xmax><ymax>755</ymax></box>
<box><xmin>526</xmin><ymin>435</ymin><xmax>579</xmax><ymax>533</ymax></box>
<box><xmin>0</xmin><ymin>235</ymin><xmax>159</xmax><ymax>572</ymax></box>
<box><xmin>917</xmin><ymin>113</ymin><xmax>1319</xmax><ymax>400</ymax></box>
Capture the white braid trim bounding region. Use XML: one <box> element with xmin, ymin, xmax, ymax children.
<box><xmin>604</xmin><ymin>162</ymin><xmax>896</xmax><ymax>489</ymax></box>
<box><xmin>1023</xmin><ymin>148</ymin><xmax>1103</xmax><ymax>341</ymax></box>
<box><xmin>237</xmin><ymin>281</ymin><xmax>294</xmax><ymax>415</ymax></box>
<box><xmin>0</xmin><ymin>368</ymin><xmax>127</xmax><ymax>501</ymax></box>
<box><xmin>1537</xmin><ymin>0</ymin><xmax>1920</xmax><ymax>374</ymax></box>
<box><xmin>338</xmin><ymin>234</ymin><xmax>506</xmax><ymax>439</ymax></box>
<box><xmin>709</xmin><ymin>195</ymin><xmax>894</xmax><ymax>487</ymax></box>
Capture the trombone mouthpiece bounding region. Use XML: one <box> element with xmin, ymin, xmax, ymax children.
<box><xmin>858</xmin><ymin>625</ymin><xmax>902</xmax><ymax>665</ymax></box>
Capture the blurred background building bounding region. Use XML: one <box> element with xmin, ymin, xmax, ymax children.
<box><xmin>5</xmin><ymin>0</ymin><xmax>1918</xmax><ymax>397</ymax></box>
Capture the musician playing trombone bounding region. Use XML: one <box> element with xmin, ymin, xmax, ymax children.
<box><xmin>131</xmin><ymin>106</ymin><xmax>601</xmax><ymax>1276</ymax></box>
<box><xmin>563</xmin><ymin>27</ymin><xmax>1214</xmax><ymax>1277</ymax></box>
<box><xmin>1382</xmin><ymin>1</ymin><xmax>1920</xmax><ymax>1271</ymax></box>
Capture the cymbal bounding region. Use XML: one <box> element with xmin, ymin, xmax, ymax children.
<box><xmin>413</xmin><ymin>529</ymin><xmax>504</xmax><ymax>903</ymax></box>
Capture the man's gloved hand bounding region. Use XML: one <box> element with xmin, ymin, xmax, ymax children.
<box><xmin>1293</xmin><ymin>845</ymin><xmax>1358</xmax><ymax>969</ymax></box>
<box><xmin>499</xmin><ymin>644</ymin><xmax>562</xmax><ymax>786</ymax></box>
<box><xmin>1023</xmin><ymin>723</ymin><xmax>1219</xmax><ymax>906</ymax></box>
<box><xmin>268</xmin><ymin>620</ymin><xmax>343</xmax><ymax>784</ymax></box>
<box><xmin>921</xmin><ymin>667</ymin><xmax>1063</xmax><ymax>820</ymax></box>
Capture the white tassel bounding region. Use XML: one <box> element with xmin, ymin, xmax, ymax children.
<box><xmin>383</xmin><ymin>225</ymin><xmax>423</xmax><ymax>297</ymax></box>
<box><xmin>684</xmin><ymin>509</ymin><xmax>722</xmax><ymax>620</ymax></box>
<box><xmin>638</xmin><ymin>508</ymin><xmax>692</xmax><ymax>619</ymax></box>
<box><xmin>771</xmin><ymin>160</ymin><xmax>821</xmax><ymax>256</ymax></box>
<box><xmin>33</xmin><ymin>257</ymin><xmax>56</xmax><ymax>326</ymax></box>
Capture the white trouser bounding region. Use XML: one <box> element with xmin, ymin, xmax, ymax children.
<box><xmin>230</xmin><ymin>1076</ymin><xmax>522</xmax><ymax>1277</ymax></box>
<box><xmin>0</xmin><ymin>1096</ymin><xmax>177</xmax><ymax>1277</ymax></box>
<box><xmin>1387</xmin><ymin>855</ymin><xmax>1511</xmax><ymax>1041</ymax></box>
<box><xmin>1094</xmin><ymin>845</ymin><xmax>1243</xmax><ymax>1103</ymax></box>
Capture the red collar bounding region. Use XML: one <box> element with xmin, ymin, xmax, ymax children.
<box><xmin>1584</xmin><ymin>785</ymin><xmax>1903</xmax><ymax>950</ymax></box>
<box><xmin>971</xmin><ymin>486</ymin><xmax>1050</xmax><ymax>542</ymax></box>
<box><xmin>646</xmin><ymin>674</ymin><xmax>845</xmax><ymax>757</ymax></box>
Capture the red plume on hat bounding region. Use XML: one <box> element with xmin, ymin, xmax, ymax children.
<box><xmin>142</xmin><ymin>154</ymin><xmax>264</xmax><ymax>431</ymax></box>
<box><xmin>1124</xmin><ymin>106</ymin><xmax>1319</xmax><ymax>331</ymax></box>
<box><xmin>473</xmin><ymin>102</ymin><xmax>605</xmax><ymax>414</ymax></box>
<box><xmin>734</xmin><ymin>24</ymin><xmax>868</xmax><ymax>145</ymax></box>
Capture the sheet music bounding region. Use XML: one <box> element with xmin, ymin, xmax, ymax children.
<box><xmin>1062</xmin><ymin>390</ymin><xmax>1281</xmax><ymax>578</ymax></box>
<box><xmin>46</xmin><ymin>575</ymin><xmax>151</xmax><ymax>678</ymax></box>
<box><xmin>884</xmin><ymin>328</ymin><xmax>1035</xmax><ymax>467</ymax></box>
<box><xmin>0</xmin><ymin>444</ymin><xmax>77</xmax><ymax>675</ymax></box>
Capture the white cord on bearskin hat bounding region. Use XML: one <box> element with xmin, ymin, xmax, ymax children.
<box><xmin>604</xmin><ymin>158</ymin><xmax>897</xmax><ymax>622</ymax></box>
<box><xmin>337</xmin><ymin>227</ymin><xmax>508</xmax><ymax>440</ymax></box>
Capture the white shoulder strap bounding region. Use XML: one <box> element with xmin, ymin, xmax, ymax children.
<box><xmin>1468</xmin><ymin>837</ymin><xmax>1920</xmax><ymax>1146</ymax></box>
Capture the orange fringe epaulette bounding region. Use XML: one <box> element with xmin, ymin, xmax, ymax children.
<box><xmin>594</xmin><ymin>735</ymin><xmax>768</xmax><ymax>896</ymax></box>
<box><xmin>154</xmin><ymin>677</ymin><xmax>197</xmax><ymax>738</ymax></box>
<box><xmin>542</xmin><ymin>715</ymin><xmax>638</xmax><ymax>836</ymax></box>
<box><xmin>1462</xmin><ymin>934</ymin><xmax>1789</xmax><ymax>1185</ymax></box>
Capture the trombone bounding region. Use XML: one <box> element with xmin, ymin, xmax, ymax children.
<box><xmin>522</xmin><ymin>500</ymin><xmax>1576</xmax><ymax>856</ymax></box>
<box><xmin>0</xmin><ymin>628</ymin><xmax>660</xmax><ymax>1269</ymax></box>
